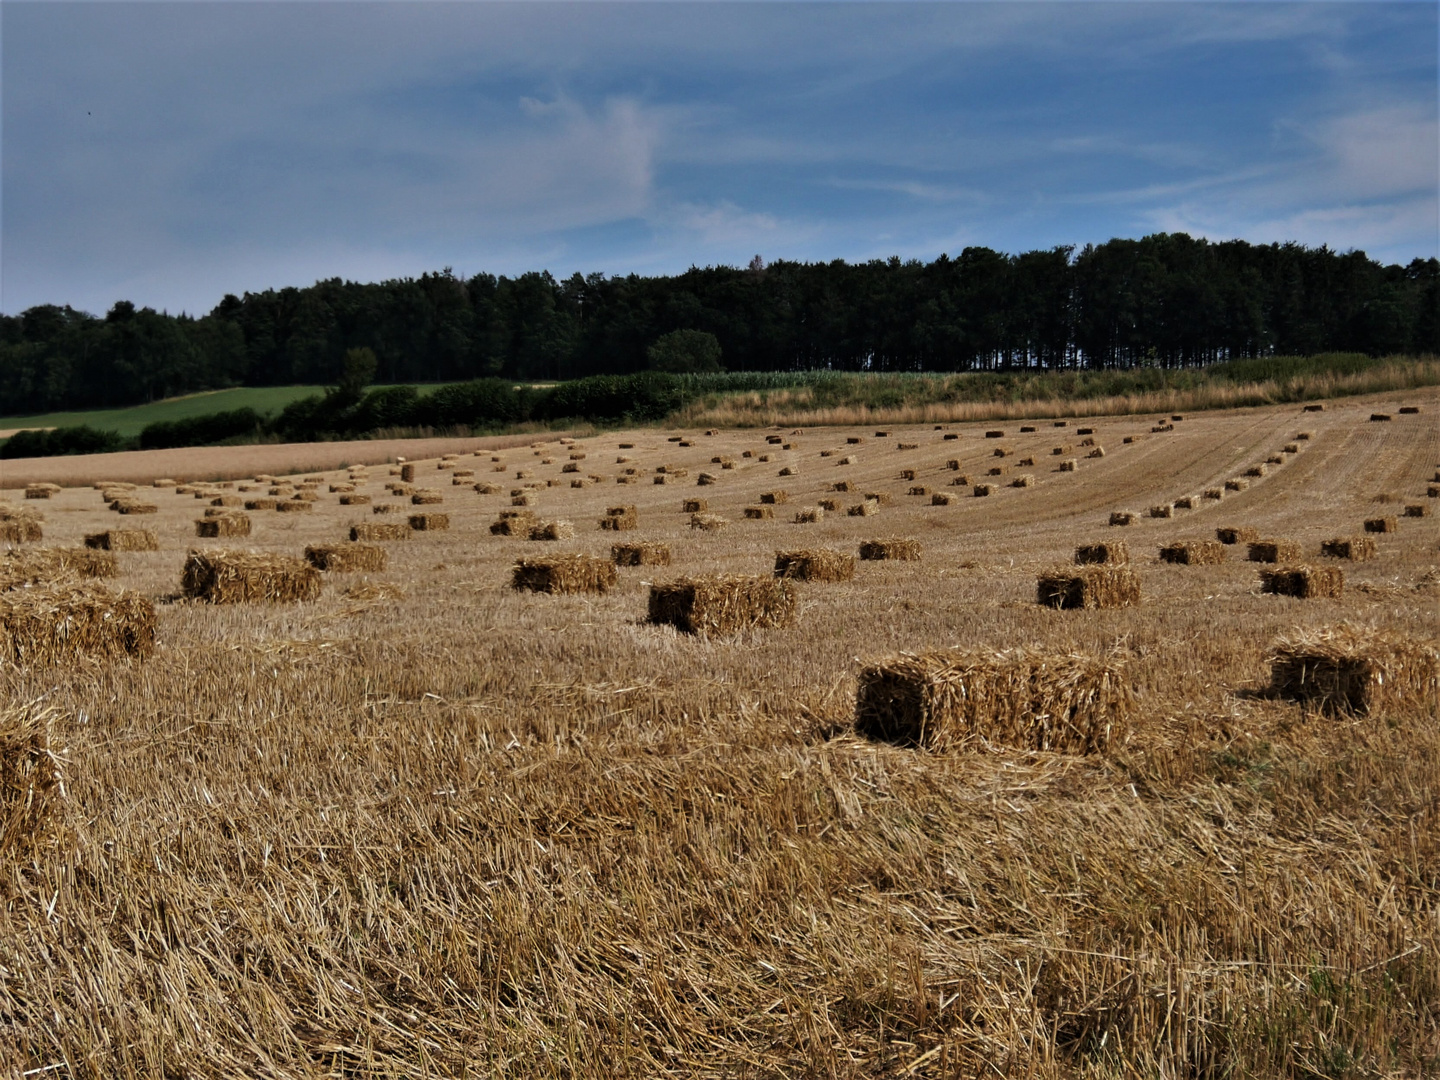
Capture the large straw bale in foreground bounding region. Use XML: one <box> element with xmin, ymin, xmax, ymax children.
<box><xmin>855</xmin><ymin>648</ymin><xmax>1132</xmax><ymax>753</ymax></box>
<box><xmin>774</xmin><ymin>549</ymin><xmax>855</xmax><ymax>582</ymax></box>
<box><xmin>1268</xmin><ymin>624</ymin><xmax>1439</xmax><ymax>715</ymax></box>
<box><xmin>304</xmin><ymin>543</ymin><xmax>388</xmax><ymax>572</ymax></box>
<box><xmin>648</xmin><ymin>575</ymin><xmax>797</xmax><ymax>635</ymax></box>
<box><xmin>1260</xmin><ymin>565</ymin><xmax>1343</xmax><ymax>599</ymax></box>
<box><xmin>84</xmin><ymin>529</ymin><xmax>157</xmax><ymax>552</ymax></box>
<box><xmin>0</xmin><ymin>582</ymin><xmax>156</xmax><ymax>665</ymax></box>
<box><xmin>512</xmin><ymin>555</ymin><xmax>617</xmax><ymax>595</ymax></box>
<box><xmin>1</xmin><ymin>547</ymin><xmax>118</xmax><ymax>586</ymax></box>
<box><xmin>180</xmin><ymin>550</ymin><xmax>322</xmax><ymax>603</ymax></box>
<box><xmin>1037</xmin><ymin>566</ymin><xmax>1140</xmax><ymax>609</ymax></box>
<box><xmin>0</xmin><ymin>706</ymin><xmax>64</xmax><ymax>862</ymax></box>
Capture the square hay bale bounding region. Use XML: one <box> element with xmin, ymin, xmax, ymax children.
<box><xmin>529</xmin><ymin>520</ymin><xmax>575</xmax><ymax>541</ymax></box>
<box><xmin>745</xmin><ymin>506</ymin><xmax>775</xmax><ymax>520</ymax></box>
<box><xmin>304</xmin><ymin>543</ymin><xmax>387</xmax><ymax>572</ymax></box>
<box><xmin>777</xmin><ymin>465</ymin><xmax>798</xmax><ymax>477</ymax></box>
<box><xmin>974</xmin><ymin>484</ymin><xmax>995</xmax><ymax>497</ymax></box>
<box><xmin>562</xmin><ymin>462</ymin><xmax>581</xmax><ymax>473</ymax></box>
<box><xmin>202</xmin><ymin>507</ymin><xmax>234</xmax><ymax>518</ymax></box>
<box><xmin>854</xmin><ymin>648</ymin><xmax>1132</xmax><ymax>753</ymax></box>
<box><xmin>1282</xmin><ymin>443</ymin><xmax>1300</xmax><ymax>454</ymax></box>
<box><xmin>339</xmin><ymin>494</ymin><xmax>372</xmax><ymax>505</ymax></box>
<box><xmin>1363</xmin><ymin>517</ymin><xmax>1398</xmax><ymax>533</ymax></box>
<box><xmin>682</xmin><ymin>498</ymin><xmax>709</xmax><ymax>514</ymax></box>
<box><xmin>1173</xmin><ymin>495</ymin><xmax>1198</xmax><ymax>510</ymax></box>
<box><xmin>1075</xmin><ymin>541</ymin><xmax>1129</xmax><ymax>565</ymax></box>
<box><xmin>1244</xmin><ymin>464</ymin><xmax>1268</xmax><ymax>478</ymax></box>
<box><xmin>846</xmin><ymin>436</ymin><xmax>863</xmax><ymax>444</ymax></box>
<box><xmin>612</xmin><ymin>541</ymin><xmax>671</xmax><ymax>566</ymax></box>
<box><xmin>1429</xmin><ymin>485</ymin><xmax>1440</xmax><ymax>498</ymax></box>
<box><xmin>351</xmin><ymin>522</ymin><xmax>410</xmax><ymax>542</ymax></box>
<box><xmin>984</xmin><ymin>430</ymin><xmax>1004</xmax><ymax>439</ymax></box>
<box><xmin>512</xmin><ymin>554</ymin><xmax>617</xmax><ymax>595</ymax></box>
<box><xmin>181</xmin><ymin>550</ymin><xmax>322</xmax><ymax>603</ymax></box>
<box><xmin>570</xmin><ymin>478</ymin><xmax>592</xmax><ymax>489</ymax></box>
<box><xmin>1058</xmin><ymin>459</ymin><xmax>1077</xmax><ymax>472</ymax></box>
<box><xmin>83</xmin><ymin>529</ymin><xmax>157</xmax><ymax>552</ymax></box>
<box><xmin>330</xmin><ymin>483</ymin><xmax>356</xmax><ymax>493</ymax></box>
<box><xmin>1216</xmin><ymin>526</ymin><xmax>1260</xmax><ymax>545</ymax></box>
<box><xmin>1053</xmin><ymin>420</ymin><xmax>1068</xmax><ymax>427</ymax></box>
<box><xmin>986</xmin><ymin>466</ymin><xmax>1004</xmax><ymax>476</ymax></box>
<box><xmin>774</xmin><ymin>548</ymin><xmax>855</xmax><ymax>582</ymax></box>
<box><xmin>818</xmin><ymin>498</ymin><xmax>842</xmax><ymax>512</ymax></box>
<box><xmin>400</xmin><ymin>464</ymin><xmax>417</xmax><ymax>482</ymax></box>
<box><xmin>1268</xmin><ymin>625</ymin><xmax>1438</xmax><ymax>715</ymax></box>
<box><xmin>1123</xmin><ymin>435</ymin><xmax>1140</xmax><ymax>444</ymax></box>
<box><xmin>0</xmin><ymin>582</ymin><xmax>157</xmax><ymax>664</ymax></box>
<box><xmin>833</xmin><ymin>481</ymin><xmax>855</xmax><ymax>492</ymax></box>
<box><xmin>1370</xmin><ymin>413</ymin><xmax>1391</xmax><ymax>422</ymax></box>
<box><xmin>930</xmin><ymin>492</ymin><xmax>954</xmax><ymax>506</ymax></box>
<box><xmin>1248</xmin><ymin>539</ymin><xmax>1302</xmax><ymax>562</ymax></box>
<box><xmin>1398</xmin><ymin>405</ymin><xmax>1420</xmax><ymax>414</ymax></box>
<box><xmin>837</xmin><ymin>455</ymin><xmax>856</xmax><ymax>465</ymax></box>
<box><xmin>411</xmin><ymin>490</ymin><xmax>444</xmax><ymax>505</ymax></box>
<box><xmin>1018</xmin><ymin>457</ymin><xmax>1036</xmax><ymax>467</ymax></box>
<box><xmin>648</xmin><ymin>575</ymin><xmax>796</xmax><ymax>634</ymax></box>
<box><xmin>512</xmin><ymin>494</ymin><xmax>538</xmax><ymax>507</ymax></box>
<box><xmin>0</xmin><ymin>519</ymin><xmax>44</xmax><ymax>544</ymax></box>
<box><xmin>600</xmin><ymin>505</ymin><xmax>638</xmax><ymax>531</ymax></box>
<box><xmin>1225</xmin><ymin>478</ymin><xmax>1250</xmax><ymax>492</ymax></box>
<box><xmin>993</xmin><ymin>447</ymin><xmax>1013</xmax><ymax>457</ymax></box>
<box><xmin>899</xmin><ymin>469</ymin><xmax>917</xmax><ymax>481</ymax></box>
<box><xmin>765</xmin><ymin>435</ymin><xmax>783</xmax><ymax>444</ymax></box>
<box><xmin>1</xmin><ymin>546</ymin><xmax>118</xmax><ymax>586</ymax></box>
<box><xmin>276</xmin><ymin>500</ymin><xmax>312</xmax><ymax>513</ymax></box>
<box><xmin>874</xmin><ymin>430</ymin><xmax>890</xmax><ymax>437</ymax></box>
<box><xmin>210</xmin><ymin>495</ymin><xmax>244</xmax><ymax>507</ymax></box>
<box><xmin>1087</xmin><ymin>446</ymin><xmax>1106</xmax><ymax>459</ymax></box>
<box><xmin>1011</xmin><ymin>474</ymin><xmax>1036</xmax><ymax>488</ymax></box>
<box><xmin>489</xmin><ymin>511</ymin><xmax>536</xmax><ymax>536</ymax></box>
<box><xmin>1321</xmin><ymin>536</ymin><xmax>1376</xmax><ymax>561</ymax></box>
<box><xmin>653</xmin><ymin>474</ymin><xmax>671</xmax><ymax>485</ymax></box>
<box><xmin>946</xmin><ymin>459</ymin><xmax>962</xmax><ymax>471</ymax></box>
<box><xmin>1160</xmin><ymin>540</ymin><xmax>1225</xmax><ymax>565</ymax></box>
<box><xmin>194</xmin><ymin>513</ymin><xmax>252</xmax><ymax>538</ymax></box>
<box><xmin>794</xmin><ymin>506</ymin><xmax>825</xmax><ymax>522</ymax></box>
<box><xmin>1266</xmin><ymin>455</ymin><xmax>1285</xmax><ymax>466</ymax></box>
<box><xmin>1020</xmin><ymin>425</ymin><xmax>1037</xmax><ymax>433</ymax></box>
<box><xmin>1260</xmin><ymin>565</ymin><xmax>1344</xmax><ymax>599</ymax></box>
<box><xmin>1109</xmin><ymin>511</ymin><xmax>1135</xmax><ymax>526</ymax></box>
<box><xmin>372</xmin><ymin>502</ymin><xmax>399</xmax><ymax>514</ymax></box>
<box><xmin>1036</xmin><ymin>566</ymin><xmax>1140</xmax><ymax>609</ymax></box>
<box><xmin>859</xmin><ymin>538</ymin><xmax>921</xmax><ymax>561</ymax></box>
<box><xmin>943</xmin><ymin>432</ymin><xmax>959</xmax><ymax>441</ymax></box>
<box><xmin>694</xmin><ymin>472</ymin><xmax>719</xmax><ymax>486</ymax></box>
<box><xmin>908</xmin><ymin>485</ymin><xmax>930</xmax><ymax>496</ymax></box>
<box><xmin>1051</xmin><ymin>445</ymin><xmax>1072</xmax><ymax>456</ymax></box>
<box><xmin>1148</xmin><ymin>504</ymin><xmax>1173</xmax><ymax>519</ymax></box>
<box><xmin>115</xmin><ymin>500</ymin><xmax>158</xmax><ymax>515</ymax></box>
<box><xmin>1403</xmin><ymin>504</ymin><xmax>1428</xmax><ymax>518</ymax></box>
<box><xmin>408</xmin><ymin>513</ymin><xmax>449</xmax><ymax>531</ymax></box>
<box><xmin>23</xmin><ymin>485</ymin><xmax>56</xmax><ymax>500</ymax></box>
<box><xmin>847</xmin><ymin>502</ymin><xmax>878</xmax><ymax>517</ymax></box>
<box><xmin>1203</xmin><ymin>488</ymin><xmax>1224</xmax><ymax>501</ymax></box>
<box><xmin>1152</xmin><ymin>423</ymin><xmax>1175</xmax><ymax>433</ymax></box>
<box><xmin>690</xmin><ymin>513</ymin><xmax>728</xmax><ymax>531</ymax></box>
<box><xmin>473</xmin><ymin>483</ymin><xmax>502</xmax><ymax>496</ymax></box>
<box><xmin>1303</xmin><ymin>403</ymin><xmax>1325</xmax><ymax>412</ymax></box>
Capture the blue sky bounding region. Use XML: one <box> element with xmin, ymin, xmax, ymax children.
<box><xmin>3</xmin><ymin>2</ymin><xmax>1436</xmax><ymax>317</ymax></box>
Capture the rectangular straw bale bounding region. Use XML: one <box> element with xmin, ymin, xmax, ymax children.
<box><xmin>863</xmin><ymin>491</ymin><xmax>893</xmax><ymax>506</ymax></box>
<box><xmin>683</xmin><ymin>499</ymin><xmax>708</xmax><ymax>513</ymax></box>
<box><xmin>512</xmin><ymin>554</ymin><xmax>617</xmax><ymax>595</ymax></box>
<box><xmin>1363</xmin><ymin>517</ymin><xmax>1398</xmax><ymax>534</ymax></box>
<box><xmin>210</xmin><ymin>495</ymin><xmax>243</xmax><ymax>508</ymax></box>
<box><xmin>411</xmin><ymin>490</ymin><xmax>444</xmax><ymax>505</ymax></box>
<box><xmin>1057</xmin><ymin>459</ymin><xmax>1077</xmax><ymax>472</ymax></box>
<box><xmin>1370</xmin><ymin>413</ymin><xmax>1391</xmax><ymax>422</ymax></box>
<box><xmin>1399</xmin><ymin>406</ymin><xmax>1420</xmax><ymax>414</ymax></box>
<box><xmin>351</xmin><ymin>522</ymin><xmax>410</xmax><ymax>542</ymax></box>
<box><xmin>276</xmin><ymin>500</ymin><xmax>312</xmax><ymax>513</ymax></box>
<box><xmin>1216</xmin><ymin>526</ymin><xmax>1258</xmax><ymax>545</ymax></box>
<box><xmin>899</xmin><ymin>469</ymin><xmax>917</xmax><ymax>481</ymax></box>
<box><xmin>648</xmin><ymin>575</ymin><xmax>796</xmax><ymax>634</ymax></box>
<box><xmin>696</xmin><ymin>472</ymin><xmax>718</xmax><ymax>485</ymax></box>
<box><xmin>114</xmin><ymin>500</ymin><xmax>158</xmax><ymax>515</ymax></box>
<box><xmin>774</xmin><ymin>548</ymin><xmax>855</xmax><ymax>582</ymax></box>
<box><xmin>1259</xmin><ymin>565</ymin><xmax>1343</xmax><ymax>599</ymax></box>
<box><xmin>23</xmin><ymin>486</ymin><xmax>54</xmax><ymax>500</ymax></box>
<box><xmin>339</xmin><ymin>494</ymin><xmax>372</xmax><ymax>505</ymax></box>
<box><xmin>1011</xmin><ymin>474</ymin><xmax>1036</xmax><ymax>488</ymax></box>
<box><xmin>600</xmin><ymin>505</ymin><xmax>638</xmax><ymax>531</ymax></box>
<box><xmin>1159</xmin><ymin>540</ymin><xmax>1225</xmax><ymax>565</ymax></box>
<box><xmin>84</xmin><ymin>529</ymin><xmax>157</xmax><ymax>552</ymax></box>
<box><xmin>1173</xmin><ymin>495</ymin><xmax>1198</xmax><ymax>510</ymax></box>
<box><xmin>745</xmin><ymin>506</ymin><xmax>775</xmax><ymax>519</ymax></box>
<box><xmin>1225</xmin><ymin>478</ymin><xmax>1249</xmax><ymax>492</ymax></box>
<box><xmin>847</xmin><ymin>502</ymin><xmax>878</xmax><ymax>517</ymax></box>
<box><xmin>986</xmin><ymin>467</ymin><xmax>1004</xmax><ymax>476</ymax></box>
<box><xmin>400</xmin><ymin>464</ymin><xmax>417</xmax><ymax>482</ymax></box>
<box><xmin>1248</xmin><ymin>539</ymin><xmax>1302</xmax><ymax>563</ymax></box>
<box><xmin>818</xmin><ymin>499</ymin><xmax>842</xmax><ymax>512</ymax></box>
<box><xmin>612</xmin><ymin>541</ymin><xmax>671</xmax><ymax>566</ymax></box>
<box><xmin>304</xmin><ymin>543</ymin><xmax>387</xmax><ymax>572</ymax></box>
<box><xmin>0</xmin><ymin>546</ymin><xmax>118</xmax><ymax>586</ymax></box>
<box><xmin>1268</xmin><ymin>625</ymin><xmax>1438</xmax><ymax>715</ymax></box>
<box><xmin>1320</xmin><ymin>536</ymin><xmax>1375</xmax><ymax>561</ymax></box>
<box><xmin>974</xmin><ymin>484</ymin><xmax>994</xmax><ymax>497</ymax></box>
<box><xmin>1148</xmin><ymin>503</ymin><xmax>1173</xmax><ymax>519</ymax></box>
<box><xmin>1087</xmin><ymin>446</ymin><xmax>1106</xmax><ymax>458</ymax></box>
<box><xmin>930</xmin><ymin>492</ymin><xmax>953</xmax><ymax>506</ymax></box>
<box><xmin>1109</xmin><ymin>511</ymin><xmax>1134</xmax><ymax>526</ymax></box>
<box><xmin>1403</xmin><ymin>504</ymin><xmax>1428</xmax><ymax>518</ymax></box>
<box><xmin>529</xmin><ymin>520</ymin><xmax>575</xmax><ymax>541</ymax></box>
<box><xmin>0</xmin><ymin>582</ymin><xmax>157</xmax><ymax>664</ymax></box>
<box><xmin>1245</xmin><ymin>464</ymin><xmax>1268</xmax><ymax>478</ymax></box>
<box><xmin>759</xmin><ymin>490</ymin><xmax>789</xmax><ymax>504</ymax></box>
<box><xmin>194</xmin><ymin>513</ymin><xmax>251</xmax><ymax>538</ymax></box>
<box><xmin>859</xmin><ymin>538</ymin><xmax>921</xmax><ymax>561</ymax></box>
<box><xmin>1203</xmin><ymin>488</ymin><xmax>1224</xmax><ymax>500</ymax></box>
<box><xmin>408</xmin><ymin>513</ymin><xmax>449</xmax><ymax>531</ymax></box>
<box><xmin>1075</xmin><ymin>541</ymin><xmax>1128</xmax><ymax>565</ymax></box>
<box><xmin>329</xmin><ymin>483</ymin><xmax>356</xmax><ymax>493</ymax></box>
<box><xmin>690</xmin><ymin>513</ymin><xmax>728</xmax><ymax>531</ymax></box>
<box><xmin>180</xmin><ymin>549</ymin><xmax>322</xmax><ymax>603</ymax></box>
<box><xmin>474</xmin><ymin>483</ymin><xmax>502</xmax><ymax>495</ymax></box>
<box><xmin>1303</xmin><ymin>404</ymin><xmax>1324</xmax><ymax>412</ymax></box>
<box><xmin>794</xmin><ymin>506</ymin><xmax>825</xmax><ymax>522</ymax></box>
<box><xmin>1036</xmin><ymin>566</ymin><xmax>1140</xmax><ymax>609</ymax></box>
<box><xmin>908</xmin><ymin>485</ymin><xmax>930</xmax><ymax>496</ymax></box>
<box><xmin>372</xmin><ymin>503</ymin><xmax>399</xmax><ymax>514</ymax></box>
<box><xmin>854</xmin><ymin>648</ymin><xmax>1132</xmax><ymax>753</ymax></box>
<box><xmin>244</xmin><ymin>498</ymin><xmax>278</xmax><ymax>511</ymax></box>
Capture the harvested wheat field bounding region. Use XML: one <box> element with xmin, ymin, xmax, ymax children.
<box><xmin>0</xmin><ymin>388</ymin><xmax>1437</xmax><ymax>1077</ymax></box>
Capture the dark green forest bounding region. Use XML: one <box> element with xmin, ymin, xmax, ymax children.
<box><xmin>2</xmin><ymin>233</ymin><xmax>1436</xmax><ymax>417</ymax></box>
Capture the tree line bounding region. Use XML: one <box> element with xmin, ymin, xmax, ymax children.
<box><xmin>2</xmin><ymin>232</ymin><xmax>1435</xmax><ymax>416</ymax></box>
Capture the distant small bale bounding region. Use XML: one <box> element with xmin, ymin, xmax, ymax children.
<box><xmin>181</xmin><ymin>549</ymin><xmax>322</xmax><ymax>603</ymax></box>
<box><xmin>1058</xmin><ymin>459</ymin><xmax>1077</xmax><ymax>472</ymax></box>
<box><xmin>847</xmin><ymin>502</ymin><xmax>878</xmax><ymax>517</ymax></box>
<box><xmin>195</xmin><ymin>513</ymin><xmax>251</xmax><ymax>539</ymax></box>
<box><xmin>1216</xmin><ymin>526</ymin><xmax>1259</xmax><ymax>545</ymax></box>
<box><xmin>974</xmin><ymin>484</ymin><xmax>995</xmax><ymax>497</ymax></box>
<box><xmin>838</xmin><ymin>455</ymin><xmax>856</xmax><ymax>465</ymax></box>
<box><xmin>1303</xmin><ymin>404</ymin><xmax>1324</xmax><ymax>412</ymax></box>
<box><xmin>562</xmin><ymin>462</ymin><xmax>580</xmax><ymax>474</ymax></box>
<box><xmin>1321</xmin><ymin>537</ymin><xmax>1375</xmax><ymax>561</ymax></box>
<box><xmin>473</xmin><ymin>483</ymin><xmax>502</xmax><ymax>495</ymax></box>
<box><xmin>1051</xmin><ymin>445</ymin><xmax>1072</xmax><ymax>456</ymax></box>
<box><xmin>612</xmin><ymin>542</ymin><xmax>671</xmax><ymax>567</ymax></box>
<box><xmin>330</xmin><ymin>483</ymin><xmax>355</xmax><ymax>493</ymax></box>
<box><xmin>1260</xmin><ymin>565</ymin><xmax>1343</xmax><ymax>599</ymax></box>
<box><xmin>777</xmin><ymin>466</ymin><xmax>797</xmax><ymax>477</ymax></box>
<box><xmin>1244</xmin><ymin>464</ymin><xmax>1268</xmax><ymax>478</ymax></box>
<box><xmin>372</xmin><ymin>503</ymin><xmax>399</xmax><ymax>514</ymax></box>
<box><xmin>1036</xmin><ymin>566</ymin><xmax>1140</xmax><ymax>609</ymax></box>
<box><xmin>648</xmin><ymin>575</ymin><xmax>796</xmax><ymax>635</ymax></box>
<box><xmin>489</xmin><ymin>510</ymin><xmax>536</xmax><ymax>536</ymax></box>
<box><xmin>794</xmin><ymin>506</ymin><xmax>825</xmax><ymax>522</ymax></box>
<box><xmin>682</xmin><ymin>498</ymin><xmax>708</xmax><ymax>513</ymax></box>
<box><xmin>210</xmin><ymin>495</ymin><xmax>243</xmax><ymax>508</ymax></box>
<box><xmin>1160</xmin><ymin>540</ymin><xmax>1225</xmax><ymax>565</ymax></box>
<box><xmin>1203</xmin><ymin>488</ymin><xmax>1224</xmax><ymax>501</ymax></box>
<box><xmin>114</xmin><ymin>500</ymin><xmax>158</xmax><ymax>515</ymax></box>
<box><xmin>1020</xmin><ymin>425</ymin><xmax>1036</xmax><ymax>433</ymax></box>
<box><xmin>1224</xmin><ymin>478</ymin><xmax>1250</xmax><ymax>492</ymax></box>
<box><xmin>1075</xmin><ymin>541</ymin><xmax>1128</xmax><ymax>565</ymax></box>
<box><xmin>304</xmin><ymin>543</ymin><xmax>387</xmax><ymax>572</ymax></box>
<box><xmin>986</xmin><ymin>467</ymin><xmax>1004</xmax><ymax>476</ymax></box>
<box><xmin>818</xmin><ymin>498</ymin><xmax>842</xmax><ymax>512</ymax></box>
<box><xmin>993</xmin><ymin>447</ymin><xmax>1013</xmax><ymax>458</ymax></box>
<box><xmin>511</xmin><ymin>494</ymin><xmax>537</xmax><ymax>507</ymax></box>
<box><xmin>1399</xmin><ymin>406</ymin><xmax>1420</xmax><ymax>415</ymax></box>
<box><xmin>1123</xmin><ymin>435</ymin><xmax>1140</xmax><ymax>444</ymax></box>
<box><xmin>1108</xmin><ymin>511</ymin><xmax>1135</xmax><ymax>526</ymax></box>
<box><xmin>943</xmin><ymin>432</ymin><xmax>959</xmax><ymax>440</ymax></box>
<box><xmin>1370</xmin><ymin>413</ymin><xmax>1391</xmax><ymax>422</ymax></box>
<box><xmin>896</xmin><ymin>442</ymin><xmax>919</xmax><ymax>451</ymax></box>
<box><xmin>1248</xmin><ymin>539</ymin><xmax>1302</xmax><ymax>563</ymax></box>
<box><xmin>774</xmin><ymin>548</ymin><xmax>855</xmax><ymax>582</ymax></box>
<box><xmin>899</xmin><ymin>469</ymin><xmax>917</xmax><ymax>481</ymax></box>
<box><xmin>1173</xmin><ymin>495</ymin><xmax>1198</xmax><ymax>510</ymax></box>
<box><xmin>84</xmin><ymin>529</ymin><xmax>157</xmax><ymax>552</ymax></box>
<box><xmin>0</xmin><ymin>582</ymin><xmax>157</xmax><ymax>665</ymax></box>
<box><xmin>241</xmin><ymin>497</ymin><xmax>276</xmax><ymax>511</ymax></box>
<box><xmin>400</xmin><ymin>464</ymin><xmax>417</xmax><ymax>482</ymax></box>
<box><xmin>600</xmin><ymin>505</ymin><xmax>638</xmax><ymax>531</ymax></box>
<box><xmin>1363</xmin><ymin>517</ymin><xmax>1398</xmax><ymax>533</ymax></box>
<box><xmin>276</xmin><ymin>500</ymin><xmax>313</xmax><ymax>514</ymax></box>
<box><xmin>512</xmin><ymin>555</ymin><xmax>617</xmax><ymax>595</ymax></box>
<box><xmin>833</xmin><ymin>480</ymin><xmax>855</xmax><ymax>492</ymax></box>
<box><xmin>1148</xmin><ymin>504</ymin><xmax>1173</xmax><ymax>519</ymax></box>
<box><xmin>930</xmin><ymin>492</ymin><xmax>953</xmax><ymax>506</ymax></box>
<box><xmin>847</xmin><ymin>436</ymin><xmax>863</xmax><ymax>445</ymax></box>
<box><xmin>908</xmin><ymin>485</ymin><xmax>930</xmax><ymax>496</ymax></box>
<box><xmin>411</xmin><ymin>490</ymin><xmax>444</xmax><ymax>505</ymax></box>
<box><xmin>24</xmin><ymin>485</ymin><xmax>57</xmax><ymax>500</ymax></box>
<box><xmin>854</xmin><ymin>647</ymin><xmax>1132</xmax><ymax>753</ymax></box>
<box><xmin>1269</xmin><ymin>624</ymin><xmax>1438</xmax><ymax>714</ymax></box>
<box><xmin>746</xmin><ymin>505</ymin><xmax>776</xmax><ymax>520</ymax></box>
<box><xmin>1403</xmin><ymin>504</ymin><xmax>1428</xmax><ymax>518</ymax></box>
<box><xmin>985</xmin><ymin>431</ymin><xmax>1004</xmax><ymax>439</ymax></box>
<box><xmin>759</xmin><ymin>490</ymin><xmax>789</xmax><ymax>504</ymax></box>
<box><xmin>1011</xmin><ymin>474</ymin><xmax>1036</xmax><ymax>488</ymax></box>
<box><xmin>859</xmin><ymin>538</ymin><xmax>921</xmax><ymax>561</ymax></box>
<box><xmin>1282</xmin><ymin>443</ymin><xmax>1299</xmax><ymax>454</ymax></box>
<box><xmin>529</xmin><ymin>520</ymin><xmax>575</xmax><ymax>541</ymax></box>
<box><xmin>690</xmin><ymin>513</ymin><xmax>729</xmax><ymax>531</ymax></box>
<box><xmin>339</xmin><ymin>494</ymin><xmax>372</xmax><ymax>505</ymax></box>
<box><xmin>1087</xmin><ymin>446</ymin><xmax>1106</xmax><ymax>458</ymax></box>
<box><xmin>409</xmin><ymin>513</ymin><xmax>449</xmax><ymax>531</ymax></box>
<box><xmin>351</xmin><ymin>522</ymin><xmax>410</xmax><ymax>542</ymax></box>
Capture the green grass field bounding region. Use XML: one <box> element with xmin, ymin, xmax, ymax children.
<box><xmin>0</xmin><ymin>386</ymin><xmax>331</xmax><ymax>438</ymax></box>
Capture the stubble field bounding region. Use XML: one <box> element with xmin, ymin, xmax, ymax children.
<box><xmin>1</xmin><ymin>388</ymin><xmax>1437</xmax><ymax>1078</ymax></box>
